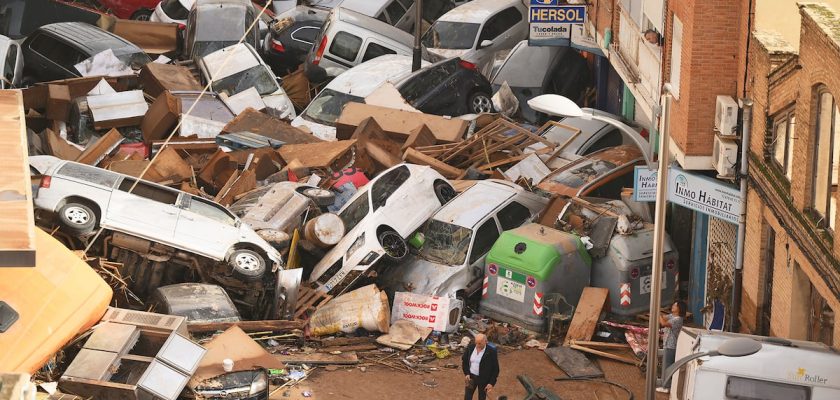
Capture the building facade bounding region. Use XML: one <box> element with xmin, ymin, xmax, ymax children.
<box><xmin>740</xmin><ymin>3</ymin><xmax>840</xmax><ymax>348</ymax></box>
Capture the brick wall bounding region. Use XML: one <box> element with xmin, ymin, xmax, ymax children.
<box><xmin>742</xmin><ymin>3</ymin><xmax>840</xmax><ymax>348</ymax></box>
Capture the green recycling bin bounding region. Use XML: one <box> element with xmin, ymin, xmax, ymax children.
<box><xmin>479</xmin><ymin>223</ymin><xmax>591</xmax><ymax>332</ymax></box>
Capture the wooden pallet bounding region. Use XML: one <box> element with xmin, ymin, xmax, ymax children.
<box><xmin>294</xmin><ymin>286</ymin><xmax>333</xmax><ymax>320</ymax></box>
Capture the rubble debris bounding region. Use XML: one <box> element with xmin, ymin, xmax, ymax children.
<box><xmin>87</xmin><ymin>90</ymin><xmax>148</xmax><ymax>129</ymax></box>
<box><xmin>75</xmin><ymin>128</ymin><xmax>124</xmax><ymax>166</ymax></box>
<box><xmin>190</xmin><ymin>326</ymin><xmax>285</xmax><ymax>384</ymax></box>
<box><xmin>139</xmin><ymin>63</ymin><xmax>202</xmax><ymax>99</ymax></box>
<box><xmin>221</xmin><ymin>87</ymin><xmax>267</xmax><ymax>115</ymax></box>
<box><xmin>304</xmin><ymin>213</ymin><xmax>345</xmax><ymax>249</ymax></box>
<box><xmin>229</xmin><ymin>182</ymin><xmax>313</xmax><ymax>233</ymax></box>
<box><xmin>46</xmin><ymin>84</ymin><xmax>71</xmax><ymax>122</ymax></box>
<box><xmin>544</xmin><ymin>346</ymin><xmax>604</xmax><ymax>379</ymax></box>
<box><xmin>294</xmin><ymin>286</ymin><xmax>334</xmax><ymax>320</ymax></box>
<box><xmin>222</xmin><ymin>107</ymin><xmax>321</xmax><ymax>144</ymax></box>
<box><xmin>148</xmin><ymin>146</ymin><xmax>192</xmax><ymax>183</ymax></box>
<box><xmin>74</xmin><ymin>49</ymin><xmax>133</xmax><ymax>77</ymax></box>
<box><xmin>277</xmin><ymin>140</ymin><xmax>357</xmax><ymax>170</ymax></box>
<box><xmin>141</xmin><ymin>91</ymin><xmax>180</xmax><ymax>143</ymax></box>
<box><xmin>567</xmin><ymin>340</ymin><xmax>641</xmax><ymax>366</ymax></box>
<box><xmin>276</xmin><ymin>352</ymin><xmax>360</xmax><ymax>365</ymax></box>
<box><xmin>335</xmin><ymin>102</ymin><xmax>468</xmax><ymax>143</ymax></box>
<box><xmin>186</xmin><ymin>319</ymin><xmax>304</xmax><ymax>334</ymax></box>
<box><xmin>105</xmin><ymin>19</ymin><xmax>179</xmax><ymax>56</ymax></box>
<box><xmin>564</xmin><ymin>287</ymin><xmax>610</xmax><ymax>346</ymax></box>
<box><xmin>376</xmin><ymin>320</ymin><xmax>432</xmax><ymax>351</ymax></box>
<box><xmin>309</xmin><ymin>285</ymin><xmax>390</xmax><ymax>336</ymax></box>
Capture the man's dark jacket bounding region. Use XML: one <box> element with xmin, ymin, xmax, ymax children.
<box><xmin>461</xmin><ymin>344</ymin><xmax>500</xmax><ymax>386</ymax></box>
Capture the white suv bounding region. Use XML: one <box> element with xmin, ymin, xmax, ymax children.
<box><xmin>33</xmin><ymin>159</ymin><xmax>282</xmax><ymax>281</ymax></box>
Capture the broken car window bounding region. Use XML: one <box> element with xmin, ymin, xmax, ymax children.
<box><xmin>398</xmin><ymin>61</ymin><xmax>457</xmax><ymax>103</ymax></box>
<box><xmin>329</xmin><ymin>31</ymin><xmax>363</xmax><ymax>62</ymax></box>
<box><xmin>371</xmin><ymin>165</ymin><xmax>410</xmax><ymax>210</ymax></box>
<box><xmin>420</xmin><ymin>220</ymin><xmax>472</xmax><ymax>265</ymax></box>
<box><xmin>58</xmin><ymin>163</ymin><xmax>119</xmax><ymax>188</ymax></box>
<box><xmin>469</xmin><ymin>219</ymin><xmax>500</xmax><ymax>265</ymax></box>
<box><xmin>422</xmin><ymin>22</ymin><xmax>480</xmax><ymax>50</ymax></box>
<box><xmin>497</xmin><ymin>201</ymin><xmax>532</xmax><ymax>231</ymax></box>
<box><xmin>213</xmin><ymin>65</ymin><xmax>278</xmax><ymax>96</ymax></box>
<box><xmin>338</xmin><ymin>192</ymin><xmax>370</xmax><ymax>232</ymax></box>
<box><xmin>186</xmin><ymin>197</ymin><xmax>236</xmax><ymax>226</ymax></box>
<box><xmin>546</xmin><ymin>160</ymin><xmax>618</xmax><ymax>189</ymax></box>
<box><xmin>301</xmin><ymin>88</ymin><xmax>364</xmax><ymax>125</ymax></box>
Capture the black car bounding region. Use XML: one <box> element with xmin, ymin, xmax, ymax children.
<box><xmin>191</xmin><ymin>369</ymin><xmax>270</xmax><ymax>400</ymax></box>
<box><xmin>21</xmin><ymin>22</ymin><xmax>152</xmax><ymax>82</ymax></box>
<box><xmin>395</xmin><ymin>57</ymin><xmax>494</xmax><ymax>116</ymax></box>
<box><xmin>262</xmin><ymin>19</ymin><xmax>321</xmax><ymax>76</ymax></box>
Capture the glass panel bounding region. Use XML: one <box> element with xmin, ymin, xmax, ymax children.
<box><xmin>188</xmin><ymin>197</ymin><xmax>236</xmax><ymax>225</ymax></box>
<box><xmin>118</xmin><ymin>178</ymin><xmax>179</xmax><ymax>205</ymax></box>
<box><xmin>371</xmin><ymin>166</ymin><xmax>410</xmax><ymax>210</ymax></box>
<box><xmin>546</xmin><ymin>160</ymin><xmax>618</xmax><ymax>189</ymax></box>
<box><xmin>469</xmin><ymin>219</ymin><xmax>499</xmax><ymax>264</ymax></box>
<box><xmin>497</xmin><ymin>202</ymin><xmax>532</xmax><ymax>231</ymax></box>
<box><xmin>301</xmin><ymin>88</ymin><xmax>364</xmax><ymax>125</ymax></box>
<box><xmin>338</xmin><ymin>192</ymin><xmax>370</xmax><ymax>232</ymax></box>
<box><xmin>58</xmin><ymin>163</ymin><xmax>119</xmax><ymax>187</ymax></box>
<box><xmin>385</xmin><ymin>1</ymin><xmax>407</xmax><ymax>24</ymax></box>
<box><xmin>725</xmin><ymin>376</ymin><xmax>810</xmax><ymax>400</ymax></box>
<box><xmin>420</xmin><ymin>220</ymin><xmax>472</xmax><ymax>265</ymax></box>
<box><xmin>212</xmin><ymin>65</ymin><xmax>278</xmax><ymax>96</ymax></box>
<box><xmin>786</xmin><ymin>115</ymin><xmax>795</xmax><ymax>179</ymax></box>
<box><xmin>422</xmin><ymin>21</ymin><xmax>480</xmax><ymax>49</ymax></box>
<box><xmin>772</xmin><ymin>119</ymin><xmax>787</xmax><ymax>169</ymax></box>
<box><xmin>813</xmin><ymin>92</ymin><xmax>833</xmax><ymax>220</ymax></box>
<box><xmin>362</xmin><ymin>42</ymin><xmax>397</xmax><ymax>62</ymax></box>
<box><xmin>329</xmin><ymin>31</ymin><xmax>362</xmax><ymax>62</ymax></box>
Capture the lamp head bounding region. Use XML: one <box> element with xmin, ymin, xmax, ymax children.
<box><xmin>715</xmin><ymin>337</ymin><xmax>762</xmax><ymax>358</ymax></box>
<box><xmin>527</xmin><ymin>94</ymin><xmax>584</xmax><ymax>118</ymax></box>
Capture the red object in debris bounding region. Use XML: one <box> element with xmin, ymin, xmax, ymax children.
<box><xmin>458</xmin><ymin>59</ymin><xmax>478</xmax><ymax>71</ymax></box>
<box><xmin>95</xmin><ymin>0</ymin><xmax>160</xmax><ymax>20</ymax></box>
<box><xmin>331</xmin><ymin>168</ymin><xmax>368</xmax><ymax>189</ymax></box>
<box><xmin>271</xmin><ymin>39</ymin><xmax>286</xmax><ymax>53</ymax></box>
<box><xmin>177</xmin><ymin>23</ymin><xmax>187</xmax><ymax>31</ymax></box>
<box><xmin>121</xmin><ymin>142</ymin><xmax>149</xmax><ymax>159</ymax></box>
<box><xmin>39</xmin><ymin>175</ymin><xmax>51</xmax><ymax>189</ymax></box>
<box><xmin>639</xmin><ymin>128</ymin><xmax>650</xmax><ymax>140</ymax></box>
<box><xmin>313</xmin><ymin>36</ymin><xmax>328</xmax><ymax>65</ymax></box>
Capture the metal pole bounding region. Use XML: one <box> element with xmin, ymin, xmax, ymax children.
<box><xmin>412</xmin><ymin>0</ymin><xmax>423</xmax><ymax>72</ymax></box>
<box><xmin>644</xmin><ymin>89</ymin><xmax>672</xmax><ymax>399</ymax></box>
<box><xmin>731</xmin><ymin>98</ymin><xmax>753</xmax><ymax>332</ymax></box>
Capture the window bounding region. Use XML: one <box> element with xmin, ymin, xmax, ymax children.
<box><xmin>329</xmin><ymin>31</ymin><xmax>362</xmax><ymax>62</ymax></box>
<box><xmin>771</xmin><ymin>110</ymin><xmax>795</xmax><ymax>179</ymax></box>
<box><xmin>497</xmin><ymin>202</ymin><xmax>532</xmax><ymax>231</ymax></box>
<box><xmin>422</xmin><ymin>21</ymin><xmax>481</xmax><ymax>49</ymax></box>
<box><xmin>362</xmin><ymin>42</ymin><xmax>397</xmax><ymax>62</ymax></box>
<box><xmin>385</xmin><ymin>0</ymin><xmax>407</xmax><ymax>24</ymax></box>
<box><xmin>338</xmin><ymin>192</ymin><xmax>370</xmax><ymax>232</ymax></box>
<box><xmin>808</xmin><ymin>284</ymin><xmax>835</xmax><ymax>347</ymax></box>
<box><xmin>478</xmin><ymin>7</ymin><xmax>522</xmax><ymax>43</ymax></box>
<box><xmin>725</xmin><ymin>376</ymin><xmax>810</xmax><ymax>400</ymax></box>
<box><xmin>118</xmin><ymin>178</ymin><xmax>179</xmax><ymax>205</ymax></box>
<box><xmin>810</xmin><ymin>89</ymin><xmax>840</xmax><ymax>231</ymax></box>
<box><xmin>28</xmin><ymin>34</ymin><xmax>84</xmax><ymax>70</ymax></box>
<box><xmin>186</xmin><ymin>197</ymin><xmax>236</xmax><ymax>225</ymax></box>
<box><xmin>371</xmin><ymin>165</ymin><xmax>410</xmax><ymax>210</ymax></box>
<box><xmin>669</xmin><ymin>15</ymin><xmax>683</xmax><ymax>98</ymax></box>
<box><xmin>759</xmin><ymin>223</ymin><xmax>775</xmax><ymax>336</ymax></box>
<box><xmin>58</xmin><ymin>163</ymin><xmax>119</xmax><ymax>187</ymax></box>
<box><xmin>291</xmin><ymin>26</ymin><xmax>318</xmax><ymax>44</ymax></box>
<box><xmin>588</xmin><ymin>169</ymin><xmax>635</xmax><ymax>199</ymax></box>
<box><xmin>398</xmin><ymin>61</ymin><xmax>457</xmax><ymax>102</ymax></box>
<box><xmin>469</xmin><ymin>219</ymin><xmax>500</xmax><ymax>264</ymax></box>
<box><xmin>585</xmin><ymin>129</ymin><xmax>624</xmax><ymax>154</ymax></box>
<box><xmin>161</xmin><ymin>0</ymin><xmax>189</xmax><ymax>20</ymax></box>
<box><xmin>4</xmin><ymin>44</ymin><xmax>16</xmax><ymax>85</ymax></box>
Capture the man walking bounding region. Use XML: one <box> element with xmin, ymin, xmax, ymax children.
<box><xmin>462</xmin><ymin>334</ymin><xmax>499</xmax><ymax>400</ymax></box>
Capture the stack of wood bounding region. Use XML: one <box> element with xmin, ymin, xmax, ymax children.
<box><xmin>403</xmin><ymin>119</ymin><xmax>562</xmax><ymax>179</ymax></box>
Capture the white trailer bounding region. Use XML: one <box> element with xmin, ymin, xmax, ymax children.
<box><xmin>670</xmin><ymin>328</ymin><xmax>840</xmax><ymax>400</ymax></box>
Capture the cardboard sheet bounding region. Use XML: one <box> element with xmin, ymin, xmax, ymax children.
<box><xmin>190</xmin><ymin>326</ymin><xmax>285</xmax><ymax>385</ymax></box>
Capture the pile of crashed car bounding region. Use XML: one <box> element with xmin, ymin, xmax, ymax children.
<box><xmin>1</xmin><ymin>0</ymin><xmax>679</xmax><ymax>398</ymax></box>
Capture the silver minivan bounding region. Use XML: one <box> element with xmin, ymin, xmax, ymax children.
<box><xmin>33</xmin><ymin>159</ymin><xmax>282</xmax><ymax>281</ymax></box>
<box><xmin>304</xmin><ymin>7</ymin><xmax>415</xmax><ymax>79</ymax></box>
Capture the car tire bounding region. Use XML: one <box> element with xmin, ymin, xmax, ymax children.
<box><xmin>433</xmin><ymin>181</ymin><xmax>456</xmax><ymax>204</ymax></box>
<box><xmin>58</xmin><ymin>202</ymin><xmax>96</xmax><ymax>235</ymax></box>
<box><xmin>378</xmin><ymin>230</ymin><xmax>408</xmax><ymax>261</ymax></box>
<box><xmin>131</xmin><ymin>9</ymin><xmax>153</xmax><ymax>21</ymax></box>
<box><xmin>469</xmin><ymin>91</ymin><xmax>494</xmax><ymax>114</ymax></box>
<box><xmin>229</xmin><ymin>249</ymin><xmax>267</xmax><ymax>281</ymax></box>
<box><xmin>302</xmin><ymin>188</ymin><xmax>335</xmax><ymax>207</ymax></box>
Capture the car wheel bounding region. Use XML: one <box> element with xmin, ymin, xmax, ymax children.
<box><xmin>378</xmin><ymin>230</ymin><xmax>408</xmax><ymax>261</ymax></box>
<box><xmin>229</xmin><ymin>249</ymin><xmax>267</xmax><ymax>281</ymax></box>
<box><xmin>58</xmin><ymin>203</ymin><xmax>96</xmax><ymax>235</ymax></box>
<box><xmin>302</xmin><ymin>188</ymin><xmax>335</xmax><ymax>207</ymax></box>
<box><xmin>469</xmin><ymin>91</ymin><xmax>493</xmax><ymax>114</ymax></box>
<box><xmin>434</xmin><ymin>181</ymin><xmax>456</xmax><ymax>204</ymax></box>
<box><xmin>131</xmin><ymin>9</ymin><xmax>153</xmax><ymax>21</ymax></box>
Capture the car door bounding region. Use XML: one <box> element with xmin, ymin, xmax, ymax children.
<box><xmin>398</xmin><ymin>61</ymin><xmax>457</xmax><ymax>114</ymax></box>
<box><xmin>173</xmin><ymin>195</ymin><xmax>239</xmax><ymax>260</ymax></box>
<box><xmin>368</xmin><ymin>165</ymin><xmax>425</xmax><ymax>237</ymax></box>
<box><xmin>105</xmin><ymin>177</ymin><xmax>180</xmax><ymax>241</ymax></box>
<box><xmin>464</xmin><ymin>218</ymin><xmax>501</xmax><ymax>294</ymax></box>
<box><xmin>474</xmin><ymin>6</ymin><xmax>525</xmax><ymax>73</ymax></box>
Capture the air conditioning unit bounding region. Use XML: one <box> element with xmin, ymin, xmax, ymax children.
<box><xmin>101</xmin><ymin>307</ymin><xmax>188</xmax><ymax>337</ymax></box>
<box><xmin>715</xmin><ymin>95</ymin><xmax>739</xmax><ymax>136</ymax></box>
<box><xmin>713</xmin><ymin>135</ymin><xmax>738</xmax><ymax>177</ymax></box>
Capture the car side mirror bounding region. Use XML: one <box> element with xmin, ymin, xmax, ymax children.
<box><xmin>479</xmin><ymin>39</ymin><xmax>493</xmax><ymax>49</ymax></box>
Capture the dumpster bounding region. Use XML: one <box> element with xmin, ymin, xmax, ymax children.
<box><xmin>592</xmin><ymin>223</ymin><xmax>679</xmax><ymax>317</ymax></box>
<box><xmin>479</xmin><ymin>223</ymin><xmax>591</xmax><ymax>332</ymax></box>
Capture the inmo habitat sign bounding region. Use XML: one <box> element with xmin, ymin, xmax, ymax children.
<box><xmin>633</xmin><ymin>165</ymin><xmax>743</xmax><ymax>224</ymax></box>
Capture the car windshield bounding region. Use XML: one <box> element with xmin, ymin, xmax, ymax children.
<box><xmin>422</xmin><ymin>21</ymin><xmax>480</xmax><ymax>50</ymax></box>
<box><xmin>301</xmin><ymin>88</ymin><xmax>364</xmax><ymax>125</ymax></box>
<box><xmin>338</xmin><ymin>191</ymin><xmax>370</xmax><ymax>232</ymax></box>
<box><xmin>546</xmin><ymin>159</ymin><xmax>618</xmax><ymax>188</ymax></box>
<box><xmin>212</xmin><ymin>65</ymin><xmax>278</xmax><ymax>96</ymax></box>
<box><xmin>420</xmin><ymin>220</ymin><xmax>472</xmax><ymax>265</ymax></box>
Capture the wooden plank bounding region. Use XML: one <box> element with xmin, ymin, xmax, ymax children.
<box><xmin>277</xmin><ymin>140</ymin><xmax>356</xmax><ymax>169</ymax></box>
<box><xmin>276</xmin><ymin>352</ymin><xmax>359</xmax><ymax>365</ymax></box>
<box><xmin>544</xmin><ymin>346</ymin><xmax>604</xmax><ymax>379</ymax></box>
<box><xmin>76</xmin><ymin>129</ymin><xmax>124</xmax><ymax>166</ymax></box>
<box><xmin>569</xmin><ymin>340</ymin><xmax>631</xmax><ymax>349</ymax></box>
<box><xmin>46</xmin><ymin>129</ymin><xmax>83</xmax><ymax>160</ymax></box>
<box><xmin>402</xmin><ymin>124</ymin><xmax>437</xmax><ymax>151</ymax></box>
<box><xmin>564</xmin><ymin>287</ymin><xmax>609</xmax><ymax>346</ymax></box>
<box><xmin>222</xmin><ymin>107</ymin><xmax>321</xmax><ymax>144</ymax></box>
<box><xmin>0</xmin><ymin>91</ymin><xmax>36</xmax><ymax>266</ymax></box>
<box><xmin>569</xmin><ymin>344</ymin><xmax>641</xmax><ymax>366</ymax></box>
<box><xmin>402</xmin><ymin>148</ymin><xmax>464</xmax><ymax>179</ymax></box>
<box><xmin>216</xmin><ymin>169</ymin><xmax>256</xmax><ymax>207</ymax></box>
<box><xmin>318</xmin><ymin>344</ymin><xmax>378</xmax><ymax>353</ymax></box>
<box><xmin>187</xmin><ymin>319</ymin><xmax>304</xmax><ymax>333</ymax></box>
<box><xmin>149</xmin><ymin>146</ymin><xmax>192</xmax><ymax>183</ymax></box>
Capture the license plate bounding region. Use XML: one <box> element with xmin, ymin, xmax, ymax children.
<box><xmin>639</xmin><ymin>274</ymin><xmax>667</xmax><ymax>294</ymax></box>
<box><xmin>496</xmin><ymin>277</ymin><xmax>526</xmax><ymax>302</ymax></box>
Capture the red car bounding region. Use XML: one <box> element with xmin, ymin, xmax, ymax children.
<box><xmin>95</xmin><ymin>0</ymin><xmax>162</xmax><ymax>20</ymax></box>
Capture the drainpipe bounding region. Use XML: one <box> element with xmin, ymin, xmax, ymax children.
<box><xmin>731</xmin><ymin>98</ymin><xmax>753</xmax><ymax>332</ymax></box>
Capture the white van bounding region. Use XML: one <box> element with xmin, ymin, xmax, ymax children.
<box><xmin>293</xmin><ymin>54</ymin><xmax>428</xmax><ymax>140</ymax></box>
<box><xmin>670</xmin><ymin>328</ymin><xmax>840</xmax><ymax>399</ymax></box>
<box><xmin>304</xmin><ymin>7</ymin><xmax>415</xmax><ymax>80</ymax></box>
<box><xmin>274</xmin><ymin>0</ymin><xmax>417</xmax><ymax>32</ymax></box>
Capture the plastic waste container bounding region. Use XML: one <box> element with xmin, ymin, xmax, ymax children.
<box><xmin>479</xmin><ymin>224</ymin><xmax>591</xmax><ymax>332</ymax></box>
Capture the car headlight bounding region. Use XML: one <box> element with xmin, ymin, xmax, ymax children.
<box><xmin>347</xmin><ymin>234</ymin><xmax>365</xmax><ymax>259</ymax></box>
<box><xmin>249</xmin><ymin>373</ymin><xmax>268</xmax><ymax>395</ymax></box>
